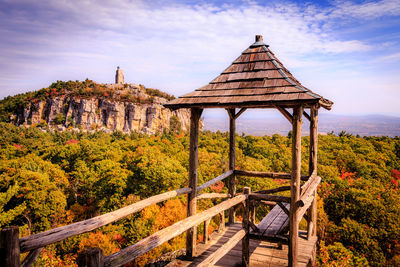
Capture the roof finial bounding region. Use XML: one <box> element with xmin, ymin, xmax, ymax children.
<box><xmin>255</xmin><ymin>35</ymin><xmax>263</xmax><ymax>42</ymax></box>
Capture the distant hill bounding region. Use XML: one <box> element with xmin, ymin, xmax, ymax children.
<box><xmin>0</xmin><ymin>79</ymin><xmax>190</xmax><ymax>134</ymax></box>
<box><xmin>203</xmin><ymin>113</ymin><xmax>400</xmax><ymax>137</ymax></box>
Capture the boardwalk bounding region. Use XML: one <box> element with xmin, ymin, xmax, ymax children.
<box><xmin>168</xmin><ymin>223</ymin><xmax>317</xmax><ymax>267</ymax></box>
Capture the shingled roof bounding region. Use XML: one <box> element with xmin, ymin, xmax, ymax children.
<box><xmin>165</xmin><ymin>35</ymin><xmax>333</xmax><ymax>110</ymax></box>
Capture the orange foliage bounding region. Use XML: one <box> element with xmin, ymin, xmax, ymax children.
<box><xmin>154</xmin><ymin>199</ymin><xmax>186</xmax><ymax>230</ymax></box>
<box><xmin>210</xmin><ymin>181</ymin><xmax>224</xmax><ymax>193</ymax></box>
<box><xmin>134</xmin><ymin>199</ymin><xmax>186</xmax><ymax>266</ymax></box>
<box><xmin>79</xmin><ymin>232</ymin><xmax>120</xmax><ymax>256</ymax></box>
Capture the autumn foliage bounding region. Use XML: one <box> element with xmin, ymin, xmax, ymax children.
<box><xmin>0</xmin><ymin>124</ymin><xmax>399</xmax><ymax>266</ymax></box>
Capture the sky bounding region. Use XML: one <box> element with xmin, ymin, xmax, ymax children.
<box><xmin>0</xmin><ymin>0</ymin><xmax>400</xmax><ymax>116</ymax></box>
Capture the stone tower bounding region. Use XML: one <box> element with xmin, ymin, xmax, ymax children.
<box><xmin>115</xmin><ymin>66</ymin><xmax>124</xmax><ymax>84</ymax></box>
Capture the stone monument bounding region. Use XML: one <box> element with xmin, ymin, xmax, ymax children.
<box><xmin>115</xmin><ymin>66</ymin><xmax>124</xmax><ymax>84</ymax></box>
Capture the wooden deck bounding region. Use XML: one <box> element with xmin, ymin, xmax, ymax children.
<box><xmin>168</xmin><ymin>223</ymin><xmax>317</xmax><ymax>267</ymax></box>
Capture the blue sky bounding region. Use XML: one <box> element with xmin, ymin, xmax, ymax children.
<box><xmin>0</xmin><ymin>0</ymin><xmax>399</xmax><ymax>116</ymax></box>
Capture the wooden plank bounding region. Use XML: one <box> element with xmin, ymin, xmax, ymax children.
<box><xmin>289</xmin><ymin>105</ymin><xmax>303</xmax><ymax>267</ymax></box>
<box><xmin>168</xmin><ymin>223</ymin><xmax>317</xmax><ymax>267</ymax></box>
<box><xmin>186</xmin><ymin>108</ymin><xmax>203</xmax><ymax>258</ymax></box>
<box><xmin>197</xmin><ymin>229</ymin><xmax>246</xmax><ymax>267</ymax></box>
<box><xmin>258</xmin><ymin>203</ymin><xmax>290</xmax><ymax>238</ymax></box>
<box><xmin>235</xmin><ymin>170</ymin><xmax>309</xmax><ymax>181</ymax></box>
<box><xmin>197</xmin><ymin>170</ymin><xmax>233</xmax><ymax>192</ymax></box>
<box><xmin>103</xmin><ymin>194</ymin><xmax>246</xmax><ymax>267</ymax></box>
<box><xmin>0</xmin><ymin>226</ymin><xmax>20</xmax><ymax>267</ymax></box>
<box><xmin>20</xmin><ymin>187</ymin><xmax>192</xmax><ymax>253</ymax></box>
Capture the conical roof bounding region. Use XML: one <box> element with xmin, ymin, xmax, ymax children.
<box><xmin>165</xmin><ymin>35</ymin><xmax>333</xmax><ymax>110</ymax></box>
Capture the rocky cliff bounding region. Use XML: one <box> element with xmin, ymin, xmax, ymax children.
<box><xmin>4</xmin><ymin>81</ymin><xmax>192</xmax><ymax>134</ymax></box>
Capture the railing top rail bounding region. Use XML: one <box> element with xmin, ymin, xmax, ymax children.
<box><xmin>18</xmin><ymin>169</ymin><xmax>235</xmax><ymax>253</ymax></box>
<box><xmin>104</xmin><ymin>193</ymin><xmax>247</xmax><ymax>267</ymax></box>
<box><xmin>19</xmin><ymin>187</ymin><xmax>192</xmax><ymax>253</ymax></box>
<box><xmin>197</xmin><ymin>170</ymin><xmax>233</xmax><ymax>193</ymax></box>
<box><xmin>235</xmin><ymin>169</ymin><xmax>309</xmax><ymax>181</ymax></box>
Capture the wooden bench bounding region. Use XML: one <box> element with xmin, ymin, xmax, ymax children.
<box><xmin>251</xmin><ymin>203</ymin><xmax>290</xmax><ymax>242</ymax></box>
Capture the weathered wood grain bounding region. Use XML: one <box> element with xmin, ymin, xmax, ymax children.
<box><xmin>19</xmin><ymin>187</ymin><xmax>192</xmax><ymax>252</ymax></box>
<box><xmin>297</xmin><ymin>175</ymin><xmax>321</xmax><ymax>208</ymax></box>
<box><xmin>309</xmin><ymin>105</ymin><xmax>318</xmax><ymax>239</ymax></box>
<box><xmin>242</xmin><ymin>187</ymin><xmax>251</xmax><ymax>266</ymax></box>
<box><xmin>186</xmin><ymin>108</ymin><xmax>203</xmax><ymax>258</ymax></box>
<box><xmin>0</xmin><ymin>226</ymin><xmax>20</xmax><ymax>267</ymax></box>
<box><xmin>77</xmin><ymin>247</ymin><xmax>104</xmax><ymax>267</ymax></box>
<box><xmin>197</xmin><ymin>229</ymin><xmax>246</xmax><ymax>267</ymax></box>
<box><xmin>103</xmin><ymin>194</ymin><xmax>246</xmax><ymax>267</ymax></box>
<box><xmin>163</xmin><ymin>36</ymin><xmax>333</xmax><ymax>111</ymax></box>
<box><xmin>228</xmin><ymin>108</ymin><xmax>236</xmax><ymax>225</ymax></box>
<box><xmin>289</xmin><ymin>105</ymin><xmax>303</xmax><ymax>267</ymax></box>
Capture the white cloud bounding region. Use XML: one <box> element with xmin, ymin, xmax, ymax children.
<box><xmin>0</xmin><ymin>0</ymin><xmax>399</xmax><ymax>115</ymax></box>
<box><xmin>376</xmin><ymin>52</ymin><xmax>400</xmax><ymax>62</ymax></box>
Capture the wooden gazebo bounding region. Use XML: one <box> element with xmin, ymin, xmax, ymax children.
<box><xmin>165</xmin><ymin>35</ymin><xmax>333</xmax><ymax>266</ymax></box>
<box><xmin>0</xmin><ymin>35</ymin><xmax>332</xmax><ymax>267</ymax></box>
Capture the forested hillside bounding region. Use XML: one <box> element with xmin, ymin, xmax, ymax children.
<box><xmin>0</xmin><ymin>123</ymin><xmax>399</xmax><ymax>266</ymax></box>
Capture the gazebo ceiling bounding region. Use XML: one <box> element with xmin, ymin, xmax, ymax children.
<box><xmin>165</xmin><ymin>35</ymin><xmax>333</xmax><ymax>110</ymax></box>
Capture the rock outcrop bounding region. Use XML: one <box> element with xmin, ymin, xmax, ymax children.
<box><xmin>12</xmin><ymin>84</ymin><xmax>192</xmax><ymax>134</ymax></box>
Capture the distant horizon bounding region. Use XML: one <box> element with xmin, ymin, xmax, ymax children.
<box><xmin>1</xmin><ymin>78</ymin><xmax>400</xmax><ymax>118</ymax></box>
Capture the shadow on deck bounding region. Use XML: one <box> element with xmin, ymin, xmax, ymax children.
<box><xmin>168</xmin><ymin>223</ymin><xmax>317</xmax><ymax>267</ymax></box>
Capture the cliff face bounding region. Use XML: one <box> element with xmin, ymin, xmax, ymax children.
<box><xmin>11</xmin><ymin>84</ymin><xmax>191</xmax><ymax>134</ymax></box>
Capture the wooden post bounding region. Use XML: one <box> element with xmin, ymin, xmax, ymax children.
<box><xmin>0</xmin><ymin>226</ymin><xmax>20</xmax><ymax>267</ymax></box>
<box><xmin>186</xmin><ymin>108</ymin><xmax>202</xmax><ymax>258</ymax></box>
<box><xmin>250</xmin><ymin>201</ymin><xmax>256</xmax><ymax>223</ymax></box>
<box><xmin>219</xmin><ymin>211</ymin><xmax>225</xmax><ymax>232</ymax></box>
<box><xmin>242</xmin><ymin>187</ymin><xmax>251</xmax><ymax>267</ymax></box>
<box><xmin>308</xmin><ymin>105</ymin><xmax>318</xmax><ymax>238</ymax></box>
<box><xmin>228</xmin><ymin>108</ymin><xmax>236</xmax><ymax>224</ymax></box>
<box><xmin>289</xmin><ymin>106</ymin><xmax>303</xmax><ymax>267</ymax></box>
<box><xmin>203</xmin><ymin>219</ymin><xmax>210</xmax><ymax>244</ymax></box>
<box><xmin>77</xmin><ymin>247</ymin><xmax>104</xmax><ymax>267</ymax></box>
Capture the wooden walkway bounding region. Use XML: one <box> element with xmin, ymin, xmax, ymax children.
<box><xmin>168</xmin><ymin>223</ymin><xmax>317</xmax><ymax>267</ymax></box>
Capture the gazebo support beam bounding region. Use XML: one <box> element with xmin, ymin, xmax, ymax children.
<box><xmin>289</xmin><ymin>106</ymin><xmax>303</xmax><ymax>267</ymax></box>
<box><xmin>227</xmin><ymin>108</ymin><xmax>238</xmax><ymax>224</ymax></box>
<box><xmin>234</xmin><ymin>108</ymin><xmax>247</xmax><ymax>119</ymax></box>
<box><xmin>277</xmin><ymin>106</ymin><xmax>293</xmax><ymax>124</ymax></box>
<box><xmin>186</xmin><ymin>108</ymin><xmax>203</xmax><ymax>258</ymax></box>
<box><xmin>308</xmin><ymin>105</ymin><xmax>318</xmax><ymax>239</ymax></box>
<box><xmin>303</xmin><ymin>111</ymin><xmax>311</xmax><ymax>122</ymax></box>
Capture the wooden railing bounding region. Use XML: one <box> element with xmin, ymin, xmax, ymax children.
<box><xmin>0</xmin><ymin>169</ymin><xmax>320</xmax><ymax>267</ymax></box>
<box><xmin>0</xmin><ymin>170</ymin><xmax>234</xmax><ymax>267</ymax></box>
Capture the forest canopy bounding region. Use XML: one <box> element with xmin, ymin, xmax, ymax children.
<box><xmin>0</xmin><ymin>123</ymin><xmax>399</xmax><ymax>266</ymax></box>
